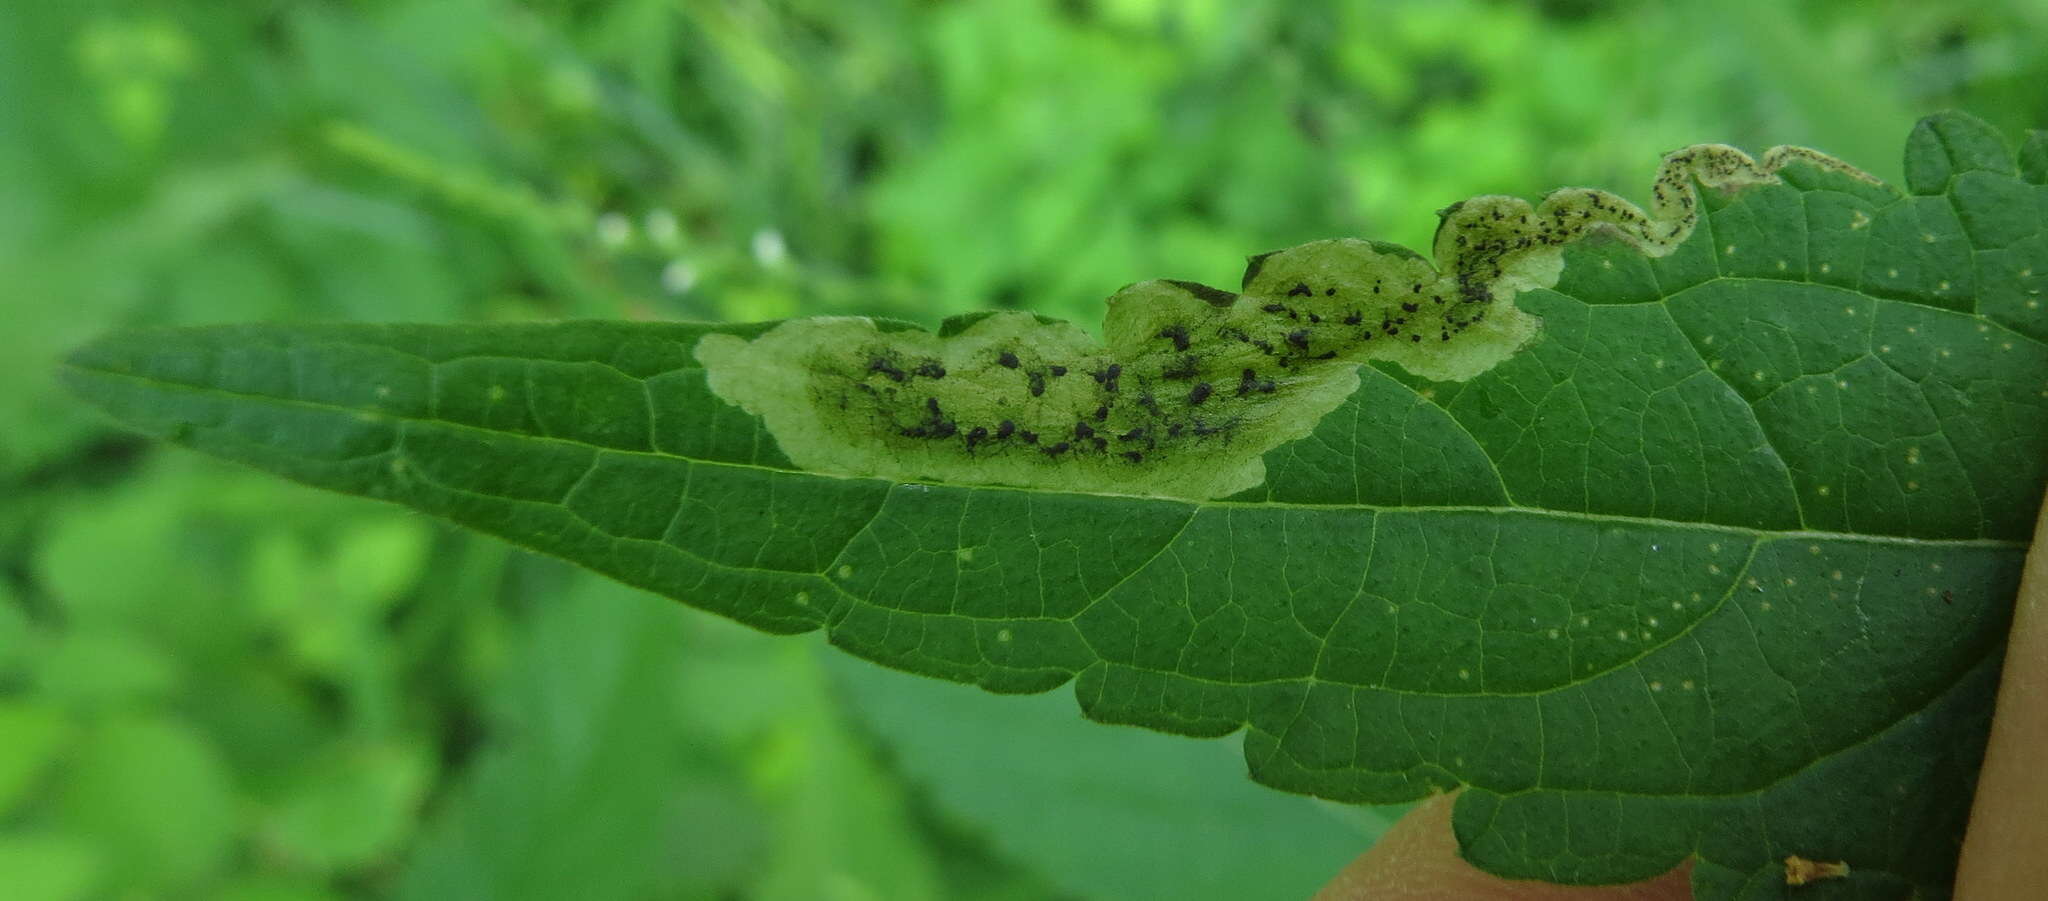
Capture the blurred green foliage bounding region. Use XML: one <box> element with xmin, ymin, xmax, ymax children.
<box><xmin>2</xmin><ymin>1</ymin><xmax>2043</xmax><ymax>898</ymax></box>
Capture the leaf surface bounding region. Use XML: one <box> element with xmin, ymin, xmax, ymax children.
<box><xmin>61</xmin><ymin>112</ymin><xmax>2048</xmax><ymax>899</ymax></box>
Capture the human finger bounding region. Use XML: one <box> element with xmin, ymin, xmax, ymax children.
<box><xmin>1312</xmin><ymin>791</ymin><xmax>1692</xmax><ymax>901</ymax></box>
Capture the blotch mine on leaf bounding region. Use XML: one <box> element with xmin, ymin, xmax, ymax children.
<box><xmin>695</xmin><ymin>313</ymin><xmax>1360</xmax><ymax>499</ymax></box>
<box><xmin>696</xmin><ymin>141</ymin><xmax>1872</xmax><ymax>499</ymax></box>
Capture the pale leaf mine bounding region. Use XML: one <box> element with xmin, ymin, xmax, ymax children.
<box><xmin>697</xmin><ymin>144</ymin><xmax>1875</xmax><ymax>500</ymax></box>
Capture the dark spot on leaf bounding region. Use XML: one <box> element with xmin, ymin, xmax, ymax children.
<box><xmin>869</xmin><ymin>357</ymin><xmax>906</xmax><ymax>382</ymax></box>
<box><xmin>1158</xmin><ymin>324</ymin><xmax>1190</xmax><ymax>351</ymax></box>
<box><xmin>1092</xmin><ymin>363</ymin><xmax>1122</xmax><ymax>393</ymax></box>
<box><xmin>1163</xmin><ymin>279</ymin><xmax>1238</xmax><ymax>307</ymax></box>
<box><xmin>1241</xmin><ymin>250</ymin><xmax>1278</xmax><ymax>289</ymax></box>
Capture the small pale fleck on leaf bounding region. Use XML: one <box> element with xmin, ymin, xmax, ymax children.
<box><xmin>1784</xmin><ymin>856</ymin><xmax>1850</xmax><ymax>886</ymax></box>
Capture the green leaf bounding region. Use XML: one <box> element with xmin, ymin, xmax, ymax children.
<box><xmin>32</xmin><ymin>628</ymin><xmax>182</xmax><ymax>707</ymax></box>
<box><xmin>61</xmin><ymin>112</ymin><xmax>2048</xmax><ymax>898</ymax></box>
<box><xmin>395</xmin><ymin>575</ymin><xmax>946</xmax><ymax>901</ymax></box>
<box><xmin>826</xmin><ymin>651</ymin><xmax>1397</xmax><ymax>900</ymax></box>
<box><xmin>264</xmin><ymin>742</ymin><xmax>431</xmax><ymax>871</ymax></box>
<box><xmin>0</xmin><ymin>582</ymin><xmax>29</xmax><ymax>680</ymax></box>
<box><xmin>0</xmin><ymin>833</ymin><xmax>103</xmax><ymax>901</ymax></box>
<box><xmin>0</xmin><ymin>701</ymin><xmax>70</xmax><ymax>816</ymax></box>
<box><xmin>395</xmin><ymin>576</ymin><xmax>747</xmax><ymax>901</ymax></box>
<box><xmin>211</xmin><ymin>876</ymin><xmax>345</xmax><ymax>901</ymax></box>
<box><xmin>56</xmin><ymin>714</ymin><xmax>237</xmax><ymax>891</ymax></box>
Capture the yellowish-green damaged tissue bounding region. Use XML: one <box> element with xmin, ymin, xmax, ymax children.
<box><xmin>697</xmin><ymin>143</ymin><xmax>1874</xmax><ymax>500</ymax></box>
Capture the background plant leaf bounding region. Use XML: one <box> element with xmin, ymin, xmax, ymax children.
<box><xmin>62</xmin><ymin>112</ymin><xmax>2048</xmax><ymax>899</ymax></box>
<box><xmin>824</xmin><ymin>649</ymin><xmax>1399</xmax><ymax>900</ymax></box>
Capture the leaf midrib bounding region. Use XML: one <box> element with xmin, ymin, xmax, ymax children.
<box><xmin>63</xmin><ymin>359</ymin><xmax>2025</xmax><ymax>551</ymax></box>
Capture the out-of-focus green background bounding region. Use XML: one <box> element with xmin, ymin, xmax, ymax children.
<box><xmin>3</xmin><ymin>2</ymin><xmax>2044</xmax><ymax>899</ymax></box>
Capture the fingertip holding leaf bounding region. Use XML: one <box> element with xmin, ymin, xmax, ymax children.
<box><xmin>1313</xmin><ymin>792</ymin><xmax>1694</xmax><ymax>901</ymax></box>
<box><xmin>698</xmin><ymin>143</ymin><xmax>1874</xmax><ymax>499</ymax></box>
